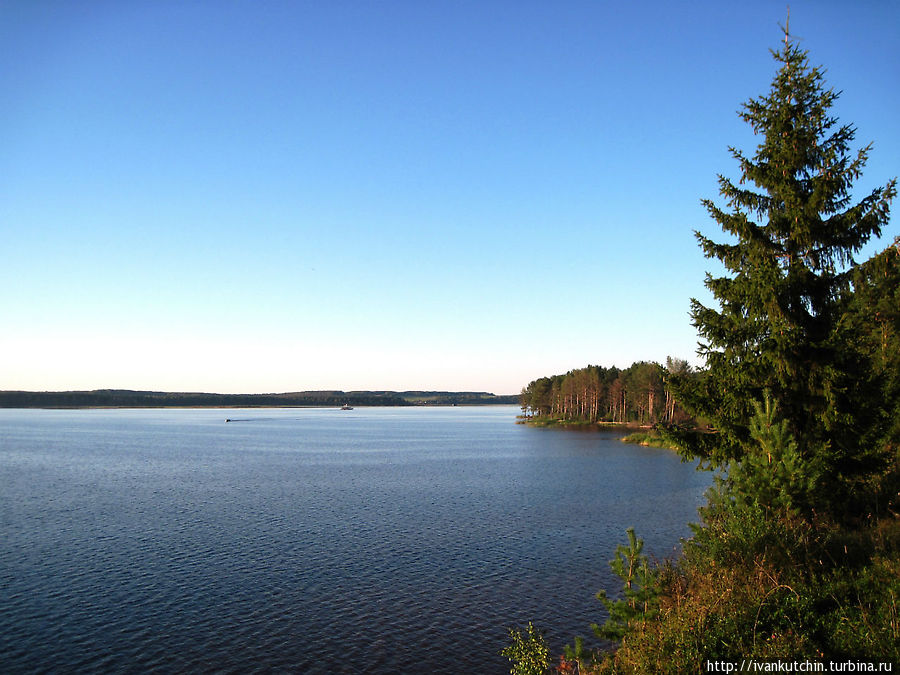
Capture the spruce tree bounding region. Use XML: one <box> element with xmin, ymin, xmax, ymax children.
<box><xmin>842</xmin><ymin>239</ymin><xmax>900</xmax><ymax>452</ymax></box>
<box><xmin>672</xmin><ymin>27</ymin><xmax>896</xmax><ymax>515</ymax></box>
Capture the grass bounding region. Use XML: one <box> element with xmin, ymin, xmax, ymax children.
<box><xmin>562</xmin><ymin>486</ymin><xmax>900</xmax><ymax>674</ymax></box>
<box><xmin>620</xmin><ymin>431</ymin><xmax>679</xmax><ymax>450</ymax></box>
<box><xmin>517</xmin><ymin>415</ymin><xmax>647</xmax><ymax>430</ymax></box>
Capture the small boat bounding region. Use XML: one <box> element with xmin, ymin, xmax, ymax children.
<box><xmin>225</xmin><ymin>418</ymin><xmax>232</xmax><ymax>423</ymax></box>
<box><xmin>340</xmin><ymin>404</ymin><xmax>353</xmax><ymax>410</ymax></box>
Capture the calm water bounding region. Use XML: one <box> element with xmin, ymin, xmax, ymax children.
<box><xmin>0</xmin><ymin>406</ymin><xmax>710</xmax><ymax>673</ymax></box>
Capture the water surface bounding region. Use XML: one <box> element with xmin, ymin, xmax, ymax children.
<box><xmin>0</xmin><ymin>406</ymin><xmax>710</xmax><ymax>673</ymax></box>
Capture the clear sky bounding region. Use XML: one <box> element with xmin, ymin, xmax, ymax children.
<box><xmin>1</xmin><ymin>1</ymin><xmax>898</xmax><ymax>395</ymax></box>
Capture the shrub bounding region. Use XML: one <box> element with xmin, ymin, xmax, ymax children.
<box><xmin>501</xmin><ymin>622</ymin><xmax>551</xmax><ymax>675</ymax></box>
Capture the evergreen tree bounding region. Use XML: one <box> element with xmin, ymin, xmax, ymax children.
<box><xmin>841</xmin><ymin>238</ymin><xmax>900</xmax><ymax>454</ymax></box>
<box><xmin>729</xmin><ymin>391</ymin><xmax>819</xmax><ymax>514</ymax></box>
<box><xmin>672</xmin><ymin>27</ymin><xmax>896</xmax><ymax>514</ymax></box>
<box><xmin>591</xmin><ymin>528</ymin><xmax>657</xmax><ymax>642</ymax></box>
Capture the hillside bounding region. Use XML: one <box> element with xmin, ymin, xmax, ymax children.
<box><xmin>0</xmin><ymin>389</ymin><xmax>518</xmax><ymax>408</ymax></box>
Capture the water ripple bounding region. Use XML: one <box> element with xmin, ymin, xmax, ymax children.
<box><xmin>0</xmin><ymin>407</ymin><xmax>710</xmax><ymax>673</ymax></box>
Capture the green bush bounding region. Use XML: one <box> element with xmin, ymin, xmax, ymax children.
<box><xmin>501</xmin><ymin>622</ymin><xmax>551</xmax><ymax>675</ymax></box>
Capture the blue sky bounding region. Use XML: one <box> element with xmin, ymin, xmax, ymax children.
<box><xmin>1</xmin><ymin>1</ymin><xmax>898</xmax><ymax>395</ymax></box>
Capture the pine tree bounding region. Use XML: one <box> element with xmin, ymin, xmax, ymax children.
<box><xmin>672</xmin><ymin>27</ymin><xmax>896</xmax><ymax>514</ymax></box>
<box><xmin>591</xmin><ymin>528</ymin><xmax>657</xmax><ymax>642</ymax></box>
<box><xmin>729</xmin><ymin>391</ymin><xmax>818</xmax><ymax>514</ymax></box>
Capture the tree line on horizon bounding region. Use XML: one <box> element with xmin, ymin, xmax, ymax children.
<box><xmin>0</xmin><ymin>389</ymin><xmax>519</xmax><ymax>408</ymax></box>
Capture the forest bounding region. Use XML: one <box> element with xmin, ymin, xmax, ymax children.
<box><xmin>503</xmin><ymin>26</ymin><xmax>899</xmax><ymax>675</ymax></box>
<box><xmin>0</xmin><ymin>389</ymin><xmax>518</xmax><ymax>408</ymax></box>
<box><xmin>518</xmin><ymin>358</ymin><xmax>693</xmax><ymax>427</ymax></box>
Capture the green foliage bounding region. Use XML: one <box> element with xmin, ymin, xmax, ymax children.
<box><xmin>589</xmin><ymin>504</ymin><xmax>900</xmax><ymax>673</ymax></box>
<box><xmin>592</xmin><ymin>529</ymin><xmax>659</xmax><ymax>643</ymax></box>
<box><xmin>668</xmin><ymin>26</ymin><xmax>896</xmax><ymax>519</ymax></box>
<box><xmin>542</xmin><ymin>28</ymin><xmax>900</xmax><ymax>674</ymax></box>
<box><xmin>501</xmin><ymin>622</ymin><xmax>551</xmax><ymax>675</ymax></box>
<box><xmin>841</xmin><ymin>238</ymin><xmax>900</xmax><ymax>448</ymax></box>
<box><xmin>567</xmin><ymin>470</ymin><xmax>900</xmax><ymax>673</ymax></box>
<box><xmin>685</xmin><ymin>478</ymin><xmax>817</xmax><ymax>574</ymax></box>
<box><xmin>562</xmin><ymin>636</ymin><xmax>588</xmax><ymax>669</ymax></box>
<box><xmin>562</xmin><ymin>529</ymin><xmax>660</xmax><ymax>673</ymax></box>
<box><xmin>620</xmin><ymin>431</ymin><xmax>678</xmax><ymax>450</ymax></box>
<box><xmin>520</xmin><ymin>360</ymin><xmax>694</xmax><ymax>427</ymax></box>
<box><xmin>557</xmin><ymin>530</ymin><xmax>661</xmax><ymax>672</ymax></box>
<box><xmin>728</xmin><ymin>392</ymin><xmax>820</xmax><ymax>515</ymax></box>
<box><xmin>823</xmin><ymin>555</ymin><xmax>900</xmax><ymax>656</ymax></box>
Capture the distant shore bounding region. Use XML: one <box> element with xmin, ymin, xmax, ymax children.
<box><xmin>0</xmin><ymin>389</ymin><xmax>519</xmax><ymax>409</ymax></box>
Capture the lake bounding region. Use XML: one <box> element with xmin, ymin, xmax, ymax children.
<box><xmin>0</xmin><ymin>406</ymin><xmax>711</xmax><ymax>673</ymax></box>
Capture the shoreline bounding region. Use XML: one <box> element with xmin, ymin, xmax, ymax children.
<box><xmin>516</xmin><ymin>416</ymin><xmax>649</xmax><ymax>430</ymax></box>
<box><xmin>0</xmin><ymin>389</ymin><xmax>519</xmax><ymax>409</ymax></box>
<box><xmin>517</xmin><ymin>416</ymin><xmax>680</xmax><ymax>450</ymax></box>
<box><xmin>3</xmin><ymin>402</ymin><xmax>519</xmax><ymax>411</ymax></box>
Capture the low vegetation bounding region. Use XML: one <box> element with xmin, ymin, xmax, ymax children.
<box><xmin>619</xmin><ymin>431</ymin><xmax>678</xmax><ymax>451</ymax></box>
